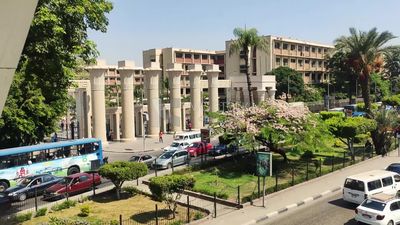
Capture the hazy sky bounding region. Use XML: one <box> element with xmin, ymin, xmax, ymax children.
<box><xmin>88</xmin><ymin>0</ymin><xmax>400</xmax><ymax>67</ymax></box>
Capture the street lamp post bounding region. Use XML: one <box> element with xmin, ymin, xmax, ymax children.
<box><xmin>327</xmin><ymin>73</ymin><xmax>330</xmax><ymax>110</ymax></box>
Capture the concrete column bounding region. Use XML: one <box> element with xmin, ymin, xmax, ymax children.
<box><xmin>188</xmin><ymin>65</ymin><xmax>203</xmax><ymax>130</ymax></box>
<box><xmin>75</xmin><ymin>88</ymin><xmax>85</xmax><ymax>139</ymax></box>
<box><xmin>167</xmin><ymin>63</ymin><xmax>183</xmax><ymax>132</ymax></box>
<box><xmin>239</xmin><ymin>87</ymin><xmax>245</xmax><ymax>104</ymax></box>
<box><xmin>114</xmin><ymin>112</ymin><xmax>120</xmax><ymax>141</ymax></box>
<box><xmin>206</xmin><ymin>65</ymin><xmax>220</xmax><ymax>114</ymax></box>
<box><xmin>118</xmin><ymin>60</ymin><xmax>136</xmax><ymax>141</ymax></box>
<box><xmin>88</xmin><ymin>63</ymin><xmax>108</xmax><ymax>145</ymax></box>
<box><xmin>144</xmin><ymin>62</ymin><xmax>161</xmax><ymax>136</ymax></box>
<box><xmin>268</xmin><ymin>88</ymin><xmax>277</xmax><ymax>99</ymax></box>
<box><xmin>257</xmin><ymin>90</ymin><xmax>266</xmax><ymax>104</ymax></box>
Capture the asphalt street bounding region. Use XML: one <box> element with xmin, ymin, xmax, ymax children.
<box><xmin>263</xmin><ymin>192</ymin><xmax>359</xmax><ymax>225</ymax></box>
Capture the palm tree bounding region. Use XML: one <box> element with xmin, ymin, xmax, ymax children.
<box><xmin>334</xmin><ymin>27</ymin><xmax>397</xmax><ymax>116</ymax></box>
<box><xmin>229</xmin><ymin>27</ymin><xmax>267</xmax><ymax>106</ymax></box>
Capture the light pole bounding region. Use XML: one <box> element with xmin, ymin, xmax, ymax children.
<box><xmin>141</xmin><ymin>77</ymin><xmax>146</xmax><ymax>152</ymax></box>
<box><xmin>327</xmin><ymin>73</ymin><xmax>330</xmax><ymax>110</ymax></box>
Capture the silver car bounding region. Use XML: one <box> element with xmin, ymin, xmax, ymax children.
<box><xmin>129</xmin><ymin>154</ymin><xmax>156</xmax><ymax>167</ymax></box>
<box><xmin>152</xmin><ymin>149</ymin><xmax>189</xmax><ymax>169</ymax></box>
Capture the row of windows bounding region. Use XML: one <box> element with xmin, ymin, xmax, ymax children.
<box><xmin>176</xmin><ymin>53</ymin><xmax>224</xmax><ymax>61</ymax></box>
<box><xmin>274</xmin><ymin>42</ymin><xmax>330</xmax><ymax>54</ymax></box>
<box><xmin>276</xmin><ymin>58</ymin><xmax>326</xmax><ymax>68</ymax></box>
<box><xmin>0</xmin><ymin>143</ymin><xmax>98</xmax><ymax>170</ymax></box>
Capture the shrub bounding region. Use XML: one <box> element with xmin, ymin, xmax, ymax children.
<box><xmin>122</xmin><ymin>186</ymin><xmax>140</xmax><ymax>196</ymax></box>
<box><xmin>192</xmin><ymin>187</ymin><xmax>228</xmax><ymax>199</ymax></box>
<box><xmin>78</xmin><ymin>205</ymin><xmax>90</xmax><ymax>217</ymax></box>
<box><xmin>48</xmin><ymin>217</ymin><xmax>90</xmax><ymax>225</ymax></box>
<box><xmin>35</xmin><ymin>207</ymin><xmax>48</xmax><ymax>217</ymax></box>
<box><xmin>51</xmin><ymin>200</ymin><xmax>77</xmax><ymax>211</ymax></box>
<box><xmin>193</xmin><ymin>212</ymin><xmax>204</xmax><ymax>220</ymax></box>
<box><xmin>15</xmin><ymin>212</ymin><xmax>32</xmax><ymax>223</ymax></box>
<box><xmin>109</xmin><ymin>220</ymin><xmax>119</xmax><ymax>225</ymax></box>
<box><xmin>169</xmin><ymin>220</ymin><xmax>183</xmax><ymax>225</ymax></box>
<box><xmin>319</xmin><ymin>111</ymin><xmax>344</xmax><ymax>120</ymax></box>
<box><xmin>300</xmin><ymin>150</ymin><xmax>314</xmax><ymax>160</ymax></box>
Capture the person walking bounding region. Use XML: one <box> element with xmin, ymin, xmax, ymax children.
<box><xmin>188</xmin><ymin>121</ymin><xmax>192</xmax><ymax>131</ymax></box>
<box><xmin>159</xmin><ymin>131</ymin><xmax>163</xmax><ymax>143</ymax></box>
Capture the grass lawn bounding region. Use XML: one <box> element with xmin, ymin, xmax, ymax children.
<box><xmin>18</xmin><ymin>191</ymin><xmax>206</xmax><ymax>225</ymax></box>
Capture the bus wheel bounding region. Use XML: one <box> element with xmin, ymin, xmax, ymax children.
<box><xmin>0</xmin><ymin>181</ymin><xmax>9</xmax><ymax>192</ymax></box>
<box><xmin>67</xmin><ymin>166</ymin><xmax>80</xmax><ymax>175</ymax></box>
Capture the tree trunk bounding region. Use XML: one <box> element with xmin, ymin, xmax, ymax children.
<box><xmin>255</xmin><ymin>136</ymin><xmax>287</xmax><ymax>162</ymax></box>
<box><xmin>360</xmin><ymin>71</ymin><xmax>372</xmax><ymax>117</ymax></box>
<box><xmin>244</xmin><ymin>48</ymin><xmax>253</xmax><ymax>106</ymax></box>
<box><xmin>116</xmin><ymin>186</ymin><xmax>120</xmax><ymax>199</ymax></box>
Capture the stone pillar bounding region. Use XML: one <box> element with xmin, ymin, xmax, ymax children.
<box><xmin>113</xmin><ymin>112</ymin><xmax>120</xmax><ymax>141</ymax></box>
<box><xmin>206</xmin><ymin>65</ymin><xmax>220</xmax><ymax>114</ymax></box>
<box><xmin>257</xmin><ymin>90</ymin><xmax>266</xmax><ymax>104</ymax></box>
<box><xmin>188</xmin><ymin>64</ymin><xmax>203</xmax><ymax>130</ymax></box>
<box><xmin>118</xmin><ymin>60</ymin><xmax>136</xmax><ymax>141</ymax></box>
<box><xmin>167</xmin><ymin>63</ymin><xmax>183</xmax><ymax>132</ymax></box>
<box><xmin>239</xmin><ymin>87</ymin><xmax>245</xmax><ymax>104</ymax></box>
<box><xmin>144</xmin><ymin>62</ymin><xmax>161</xmax><ymax>136</ymax></box>
<box><xmin>268</xmin><ymin>88</ymin><xmax>277</xmax><ymax>99</ymax></box>
<box><xmin>88</xmin><ymin>62</ymin><xmax>108</xmax><ymax>145</ymax></box>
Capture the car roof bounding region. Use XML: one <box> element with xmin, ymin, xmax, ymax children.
<box><xmin>67</xmin><ymin>172</ymin><xmax>89</xmax><ymax>178</ymax></box>
<box><xmin>175</xmin><ymin>131</ymin><xmax>201</xmax><ymax>135</ymax></box>
<box><xmin>25</xmin><ymin>174</ymin><xmax>53</xmax><ymax>179</ymax></box>
<box><xmin>388</xmin><ymin>163</ymin><xmax>400</xmax><ymax>167</ymax></box>
<box><xmin>347</xmin><ymin>170</ymin><xmax>397</xmax><ymax>181</ymax></box>
<box><xmin>370</xmin><ymin>193</ymin><xmax>398</xmax><ymax>203</ymax></box>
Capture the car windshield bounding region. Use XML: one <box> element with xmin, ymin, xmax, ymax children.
<box><xmin>170</xmin><ymin>142</ymin><xmax>180</xmax><ymax>147</ymax></box>
<box><xmin>59</xmin><ymin>177</ymin><xmax>73</xmax><ymax>185</ymax></box>
<box><xmin>189</xmin><ymin>143</ymin><xmax>200</xmax><ymax>148</ymax></box>
<box><xmin>344</xmin><ymin>178</ymin><xmax>365</xmax><ymax>191</ymax></box>
<box><xmin>159</xmin><ymin>151</ymin><xmax>174</xmax><ymax>159</ymax></box>
<box><xmin>130</xmin><ymin>156</ymin><xmax>140</xmax><ymax>161</ymax></box>
<box><xmin>17</xmin><ymin>177</ymin><xmax>35</xmax><ymax>187</ymax></box>
<box><xmin>361</xmin><ymin>199</ymin><xmax>386</xmax><ymax>211</ymax></box>
<box><xmin>387</xmin><ymin>165</ymin><xmax>400</xmax><ymax>174</ymax></box>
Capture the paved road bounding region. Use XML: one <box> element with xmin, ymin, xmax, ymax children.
<box><xmin>263</xmin><ymin>192</ymin><xmax>359</xmax><ymax>225</ymax></box>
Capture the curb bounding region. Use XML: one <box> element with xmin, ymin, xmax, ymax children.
<box><xmin>241</xmin><ymin>186</ymin><xmax>342</xmax><ymax>225</ymax></box>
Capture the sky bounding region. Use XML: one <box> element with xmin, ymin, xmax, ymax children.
<box><xmin>88</xmin><ymin>0</ymin><xmax>400</xmax><ymax>67</ymax></box>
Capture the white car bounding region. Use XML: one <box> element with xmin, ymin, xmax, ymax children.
<box><xmin>163</xmin><ymin>141</ymin><xmax>190</xmax><ymax>152</ymax></box>
<box><xmin>355</xmin><ymin>193</ymin><xmax>400</xmax><ymax>225</ymax></box>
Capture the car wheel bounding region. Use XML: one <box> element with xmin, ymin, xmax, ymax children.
<box><xmin>387</xmin><ymin>221</ymin><xmax>394</xmax><ymax>225</ymax></box>
<box><xmin>0</xmin><ymin>181</ymin><xmax>9</xmax><ymax>192</ymax></box>
<box><xmin>67</xmin><ymin>166</ymin><xmax>80</xmax><ymax>175</ymax></box>
<box><xmin>18</xmin><ymin>193</ymin><xmax>27</xmax><ymax>202</ymax></box>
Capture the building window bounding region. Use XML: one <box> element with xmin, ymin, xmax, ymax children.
<box><xmin>298</xmin><ymin>60</ymin><xmax>303</xmax><ymax>66</ymax></box>
<box><xmin>311</xmin><ymin>47</ymin><xmax>316</xmax><ymax>53</ymax></box>
<box><xmin>311</xmin><ymin>60</ymin><xmax>316</xmax><ymax>67</ymax></box>
<box><xmin>290</xmin><ymin>45</ymin><xmax>296</xmax><ymax>51</ymax></box>
<box><xmin>283</xmin><ymin>58</ymin><xmax>288</xmax><ymax>66</ymax></box>
<box><xmin>194</xmin><ymin>54</ymin><xmax>200</xmax><ymax>59</ymax></box>
<box><xmin>318</xmin><ymin>48</ymin><xmax>322</xmax><ymax>53</ymax></box>
<box><xmin>176</xmin><ymin>53</ymin><xmax>183</xmax><ymax>58</ymax></box>
<box><xmin>283</xmin><ymin>43</ymin><xmax>288</xmax><ymax>50</ymax></box>
<box><xmin>150</xmin><ymin>58</ymin><xmax>156</xmax><ymax>62</ymax></box>
<box><xmin>134</xmin><ymin>70</ymin><xmax>141</xmax><ymax>75</ymax></box>
<box><xmin>298</xmin><ymin>45</ymin><xmax>303</xmax><ymax>51</ymax></box>
<box><xmin>274</xmin><ymin>42</ymin><xmax>281</xmax><ymax>49</ymax></box>
<box><xmin>305</xmin><ymin>46</ymin><xmax>310</xmax><ymax>52</ymax></box>
<box><xmin>290</xmin><ymin>59</ymin><xmax>296</xmax><ymax>63</ymax></box>
<box><xmin>202</xmin><ymin>54</ymin><xmax>208</xmax><ymax>60</ymax></box>
<box><xmin>305</xmin><ymin>59</ymin><xmax>310</xmax><ymax>64</ymax></box>
<box><xmin>276</xmin><ymin>58</ymin><xmax>281</xmax><ymax>65</ymax></box>
<box><xmin>185</xmin><ymin>54</ymin><xmax>192</xmax><ymax>59</ymax></box>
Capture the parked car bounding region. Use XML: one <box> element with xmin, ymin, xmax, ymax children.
<box><xmin>163</xmin><ymin>141</ymin><xmax>190</xmax><ymax>152</ymax></box>
<box><xmin>355</xmin><ymin>193</ymin><xmax>400</xmax><ymax>225</ymax></box>
<box><xmin>5</xmin><ymin>174</ymin><xmax>62</xmax><ymax>202</ymax></box>
<box><xmin>386</xmin><ymin>163</ymin><xmax>400</xmax><ymax>174</ymax></box>
<box><xmin>208</xmin><ymin>144</ymin><xmax>238</xmax><ymax>156</ymax></box>
<box><xmin>187</xmin><ymin>142</ymin><xmax>213</xmax><ymax>157</ymax></box>
<box><xmin>43</xmin><ymin>172</ymin><xmax>101</xmax><ymax>200</ymax></box>
<box><xmin>152</xmin><ymin>149</ymin><xmax>188</xmax><ymax>169</ymax></box>
<box><xmin>129</xmin><ymin>154</ymin><xmax>156</xmax><ymax>167</ymax></box>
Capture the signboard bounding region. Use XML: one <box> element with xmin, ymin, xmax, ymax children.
<box><xmin>256</xmin><ymin>152</ymin><xmax>272</xmax><ymax>177</ymax></box>
<box><xmin>200</xmin><ymin>129</ymin><xmax>210</xmax><ymax>143</ymax></box>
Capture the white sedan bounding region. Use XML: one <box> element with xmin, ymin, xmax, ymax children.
<box><xmin>355</xmin><ymin>193</ymin><xmax>400</xmax><ymax>225</ymax></box>
<box><xmin>162</xmin><ymin>141</ymin><xmax>190</xmax><ymax>152</ymax></box>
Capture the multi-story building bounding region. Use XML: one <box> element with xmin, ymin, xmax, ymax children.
<box><xmin>225</xmin><ymin>35</ymin><xmax>333</xmax><ymax>104</ymax></box>
<box><xmin>143</xmin><ymin>48</ymin><xmax>225</xmax><ymax>100</ymax></box>
<box><xmin>104</xmin><ymin>63</ymin><xmax>143</xmax><ymax>87</ymax></box>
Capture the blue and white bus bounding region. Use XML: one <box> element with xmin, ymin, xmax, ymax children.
<box><xmin>0</xmin><ymin>138</ymin><xmax>104</xmax><ymax>191</ymax></box>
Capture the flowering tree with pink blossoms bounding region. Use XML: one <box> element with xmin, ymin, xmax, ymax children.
<box><xmin>211</xmin><ymin>100</ymin><xmax>311</xmax><ymax>161</ymax></box>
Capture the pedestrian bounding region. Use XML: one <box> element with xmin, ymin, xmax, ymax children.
<box><xmin>61</xmin><ymin>121</ymin><xmax>65</xmax><ymax>132</ymax></box>
<box><xmin>173</xmin><ymin>131</ymin><xmax>176</xmax><ymax>140</ymax></box>
<box><xmin>188</xmin><ymin>122</ymin><xmax>192</xmax><ymax>131</ymax></box>
<box><xmin>109</xmin><ymin>129</ymin><xmax>114</xmax><ymax>141</ymax></box>
<box><xmin>159</xmin><ymin>131</ymin><xmax>163</xmax><ymax>143</ymax></box>
<box><xmin>52</xmin><ymin>132</ymin><xmax>58</xmax><ymax>142</ymax></box>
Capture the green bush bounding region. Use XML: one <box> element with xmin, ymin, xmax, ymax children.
<box><xmin>319</xmin><ymin>111</ymin><xmax>344</xmax><ymax>120</ymax></box>
<box><xmin>169</xmin><ymin>220</ymin><xmax>183</xmax><ymax>225</ymax></box>
<box><xmin>78</xmin><ymin>205</ymin><xmax>90</xmax><ymax>217</ymax></box>
<box><xmin>192</xmin><ymin>187</ymin><xmax>229</xmax><ymax>199</ymax></box>
<box><xmin>109</xmin><ymin>220</ymin><xmax>119</xmax><ymax>225</ymax></box>
<box><xmin>48</xmin><ymin>217</ymin><xmax>90</xmax><ymax>225</ymax></box>
<box><xmin>300</xmin><ymin>150</ymin><xmax>314</xmax><ymax>160</ymax></box>
<box><xmin>383</xmin><ymin>95</ymin><xmax>400</xmax><ymax>107</ymax></box>
<box><xmin>149</xmin><ymin>174</ymin><xmax>195</xmax><ymax>201</ymax></box>
<box><xmin>356</xmin><ymin>102</ymin><xmax>380</xmax><ymax>111</ymax></box>
<box><xmin>193</xmin><ymin>212</ymin><xmax>204</xmax><ymax>220</ymax></box>
<box><xmin>35</xmin><ymin>207</ymin><xmax>48</xmax><ymax>217</ymax></box>
<box><xmin>122</xmin><ymin>186</ymin><xmax>140</xmax><ymax>196</ymax></box>
<box><xmin>15</xmin><ymin>212</ymin><xmax>32</xmax><ymax>223</ymax></box>
<box><xmin>51</xmin><ymin>200</ymin><xmax>77</xmax><ymax>211</ymax></box>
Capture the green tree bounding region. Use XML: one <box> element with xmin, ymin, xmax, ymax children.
<box><xmin>324</xmin><ymin>116</ymin><xmax>376</xmax><ymax>160</ymax></box>
<box><xmin>149</xmin><ymin>175</ymin><xmax>195</xmax><ymax>218</ymax></box>
<box><xmin>272</xmin><ymin>67</ymin><xmax>304</xmax><ymax>101</ymax></box>
<box><xmin>372</xmin><ymin>108</ymin><xmax>399</xmax><ymax>155</ymax></box>
<box><xmin>229</xmin><ymin>27</ymin><xmax>268</xmax><ymax>106</ymax></box>
<box><xmin>99</xmin><ymin>161</ymin><xmax>148</xmax><ymax>199</ymax></box>
<box><xmin>384</xmin><ymin>49</ymin><xmax>400</xmax><ymax>94</ymax></box>
<box><xmin>334</xmin><ymin>27</ymin><xmax>397</xmax><ymax>116</ymax></box>
<box><xmin>0</xmin><ymin>0</ymin><xmax>113</xmax><ymax>148</ymax></box>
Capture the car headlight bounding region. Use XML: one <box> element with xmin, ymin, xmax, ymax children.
<box><xmin>8</xmin><ymin>192</ymin><xmax>17</xmax><ymax>196</ymax></box>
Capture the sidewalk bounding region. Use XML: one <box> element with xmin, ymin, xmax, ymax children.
<box><xmin>202</xmin><ymin>150</ymin><xmax>400</xmax><ymax>225</ymax></box>
<box><xmin>103</xmin><ymin>134</ymin><xmax>175</xmax><ymax>153</ymax></box>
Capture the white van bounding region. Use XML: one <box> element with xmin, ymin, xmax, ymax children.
<box><xmin>343</xmin><ymin>170</ymin><xmax>400</xmax><ymax>204</ymax></box>
<box><xmin>174</xmin><ymin>131</ymin><xmax>201</xmax><ymax>144</ymax></box>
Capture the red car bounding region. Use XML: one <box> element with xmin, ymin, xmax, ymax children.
<box><xmin>43</xmin><ymin>172</ymin><xmax>101</xmax><ymax>200</ymax></box>
<box><xmin>187</xmin><ymin>142</ymin><xmax>213</xmax><ymax>157</ymax></box>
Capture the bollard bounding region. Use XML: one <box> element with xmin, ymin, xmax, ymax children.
<box><xmin>187</xmin><ymin>196</ymin><xmax>190</xmax><ymax>223</ymax></box>
<box><xmin>34</xmin><ymin>187</ymin><xmax>38</xmax><ymax>212</ymax></box>
<box><xmin>119</xmin><ymin>214</ymin><xmax>122</xmax><ymax>225</ymax></box>
<box><xmin>237</xmin><ymin>186</ymin><xmax>240</xmax><ymax>205</ymax></box>
<box><xmin>214</xmin><ymin>192</ymin><xmax>217</xmax><ymax>218</ymax></box>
